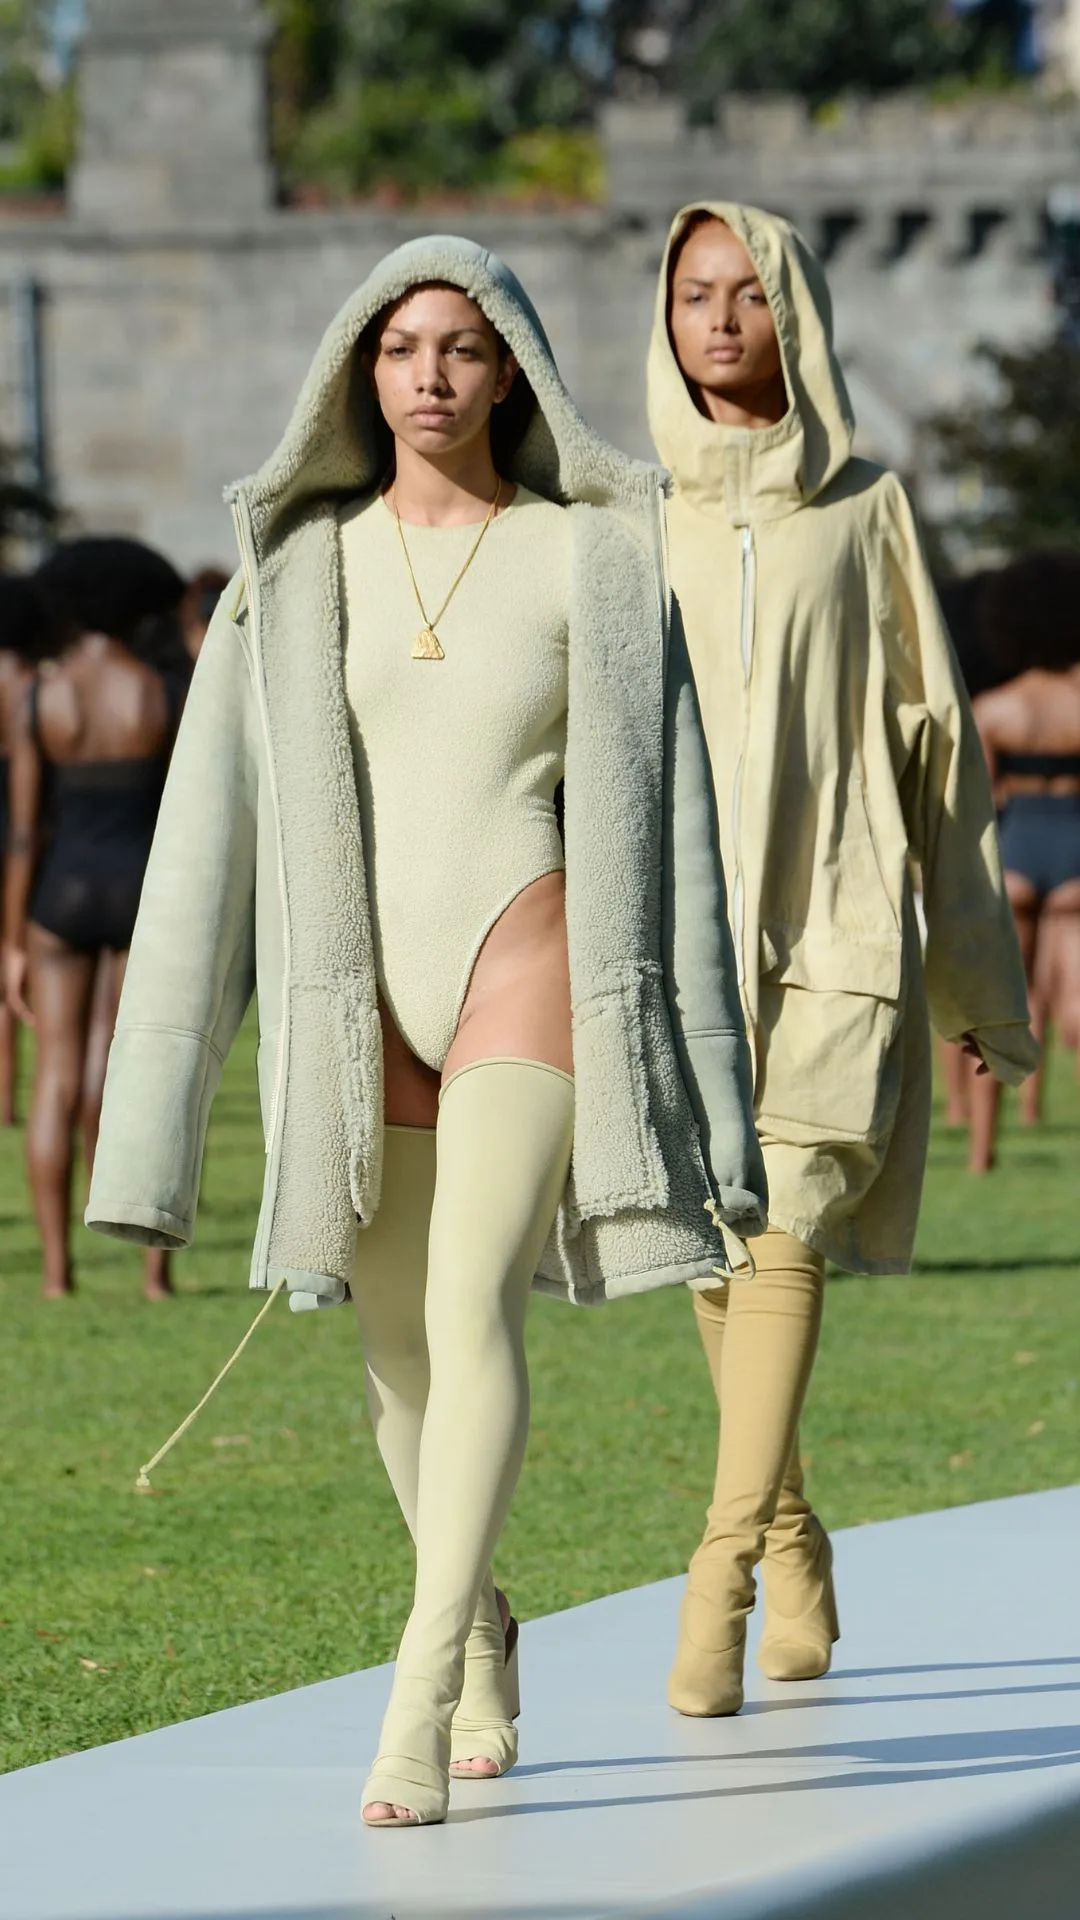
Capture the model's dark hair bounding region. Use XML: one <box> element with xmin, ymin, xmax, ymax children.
<box><xmin>33</xmin><ymin>537</ymin><xmax>186</xmax><ymax>650</ymax></box>
<box><xmin>668</xmin><ymin>208</ymin><xmax>724</xmax><ymax>291</ymax></box>
<box><xmin>981</xmin><ymin>548</ymin><xmax>1080</xmax><ymax>680</ymax></box>
<box><xmin>0</xmin><ymin>572</ymin><xmax>54</xmax><ymax>662</ymax></box>
<box><xmin>358</xmin><ymin>282</ymin><xmax>537</xmax><ymax>481</ymax></box>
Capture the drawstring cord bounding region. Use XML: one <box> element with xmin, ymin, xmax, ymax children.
<box><xmin>135</xmin><ymin>1277</ymin><xmax>287</xmax><ymax>1492</ymax></box>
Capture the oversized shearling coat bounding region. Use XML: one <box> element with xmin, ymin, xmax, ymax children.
<box><xmin>649</xmin><ymin>202</ymin><xmax>1037</xmax><ymax>1274</ymax></box>
<box><xmin>87</xmin><ymin>235</ymin><xmax>767</xmax><ymax>1309</ymax></box>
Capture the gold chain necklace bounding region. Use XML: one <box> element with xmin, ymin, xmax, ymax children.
<box><xmin>390</xmin><ymin>479</ymin><xmax>502</xmax><ymax>661</ymax></box>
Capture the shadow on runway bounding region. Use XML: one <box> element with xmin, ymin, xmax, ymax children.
<box><xmin>828</xmin><ymin>1656</ymin><xmax>1080</xmax><ymax>1680</ymax></box>
<box><xmin>467</xmin><ymin>1722</ymin><xmax>1080</xmax><ymax>1822</ymax></box>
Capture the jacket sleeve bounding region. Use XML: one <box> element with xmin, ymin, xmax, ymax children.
<box><xmin>875</xmin><ymin>477</ymin><xmax>1037</xmax><ymax>1084</ymax></box>
<box><xmin>86</xmin><ymin>589</ymin><xmax>260</xmax><ymax>1247</ymax></box>
<box><xmin>662</xmin><ymin>594</ymin><xmax>769</xmax><ymax>1240</ymax></box>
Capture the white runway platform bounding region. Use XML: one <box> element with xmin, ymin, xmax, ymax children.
<box><xmin>2</xmin><ymin>1486</ymin><xmax>1079</xmax><ymax>1920</ymax></box>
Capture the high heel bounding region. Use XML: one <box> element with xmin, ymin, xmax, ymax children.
<box><xmin>450</xmin><ymin>1589</ymin><xmax>520</xmax><ymax>1778</ymax></box>
<box><xmin>361</xmin><ymin>1670</ymin><xmax>457</xmax><ymax>1829</ymax></box>
<box><xmin>758</xmin><ymin>1515</ymin><xmax>839</xmax><ymax>1681</ymax></box>
<box><xmin>667</xmin><ymin>1548</ymin><xmax>751</xmax><ymax>1717</ymax></box>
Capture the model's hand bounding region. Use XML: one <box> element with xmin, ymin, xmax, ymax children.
<box><xmin>3</xmin><ymin>946</ymin><xmax>34</xmax><ymax>1027</ymax></box>
<box><xmin>960</xmin><ymin>1034</ymin><xmax>989</xmax><ymax>1076</ymax></box>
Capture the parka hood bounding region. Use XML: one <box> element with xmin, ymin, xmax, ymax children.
<box><xmin>647</xmin><ymin>202</ymin><xmax>855</xmax><ymax>523</ymax></box>
<box><xmin>228</xmin><ymin>233</ymin><xmax>658</xmax><ymax>554</ymax></box>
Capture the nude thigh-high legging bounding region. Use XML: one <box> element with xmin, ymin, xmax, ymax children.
<box><xmin>351</xmin><ymin>1122</ymin><xmax>507</xmax><ymax>1718</ymax></box>
<box><xmin>362</xmin><ymin>1056</ymin><xmax>574</xmax><ymax>1816</ymax></box>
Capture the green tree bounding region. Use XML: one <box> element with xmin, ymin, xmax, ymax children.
<box><xmin>276</xmin><ymin>0</ymin><xmax>603</xmax><ymax>198</ymax></box>
<box><xmin>609</xmin><ymin>0</ymin><xmax>1026</xmax><ymax>113</ymax></box>
<box><xmin>925</xmin><ymin>338</ymin><xmax>1080</xmax><ymax>558</ymax></box>
<box><xmin>0</xmin><ymin>1</ymin><xmax>75</xmax><ymax>193</ymax></box>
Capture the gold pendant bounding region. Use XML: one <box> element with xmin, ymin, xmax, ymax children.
<box><xmin>412</xmin><ymin>626</ymin><xmax>445</xmax><ymax>661</ymax></box>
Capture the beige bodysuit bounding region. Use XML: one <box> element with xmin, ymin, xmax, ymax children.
<box><xmin>339</xmin><ymin>485</ymin><xmax>570</xmax><ymax>1070</ymax></box>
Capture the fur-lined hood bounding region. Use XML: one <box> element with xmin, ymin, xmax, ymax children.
<box><xmin>88</xmin><ymin>235</ymin><xmax>766</xmax><ymax>1307</ymax></box>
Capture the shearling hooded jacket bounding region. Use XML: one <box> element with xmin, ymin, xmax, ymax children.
<box><xmin>86</xmin><ymin>235</ymin><xmax>767</xmax><ymax>1308</ymax></box>
<box><xmin>648</xmin><ymin>203</ymin><xmax>1036</xmax><ymax>1275</ymax></box>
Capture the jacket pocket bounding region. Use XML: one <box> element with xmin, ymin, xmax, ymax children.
<box><xmin>571</xmin><ymin>971</ymin><xmax>671</xmax><ymax>1217</ymax></box>
<box><xmin>755</xmin><ymin>936</ymin><xmax>903</xmax><ymax>1145</ymax></box>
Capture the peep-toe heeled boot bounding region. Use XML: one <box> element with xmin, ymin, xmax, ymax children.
<box><xmin>450</xmin><ymin>1582</ymin><xmax>520</xmax><ymax>1778</ymax></box>
<box><xmin>362</xmin><ymin>1660</ymin><xmax>462</xmax><ymax>1827</ymax></box>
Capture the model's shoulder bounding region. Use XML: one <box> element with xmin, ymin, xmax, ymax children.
<box><xmin>815</xmin><ymin>456</ymin><xmax>901</xmax><ymax>516</ymax></box>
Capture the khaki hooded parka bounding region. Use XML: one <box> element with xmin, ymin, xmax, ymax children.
<box><xmin>648</xmin><ymin>202</ymin><xmax>1036</xmax><ymax>1274</ymax></box>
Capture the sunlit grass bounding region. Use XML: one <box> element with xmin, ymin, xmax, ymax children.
<box><xmin>2</xmin><ymin>1019</ymin><xmax>1077</xmax><ymax>1772</ymax></box>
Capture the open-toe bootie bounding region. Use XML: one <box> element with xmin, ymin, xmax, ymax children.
<box><xmin>450</xmin><ymin>1590</ymin><xmax>520</xmax><ymax>1778</ymax></box>
<box><xmin>362</xmin><ymin>1675</ymin><xmax>454</xmax><ymax>1829</ymax></box>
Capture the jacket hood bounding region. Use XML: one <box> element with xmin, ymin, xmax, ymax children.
<box><xmin>647</xmin><ymin>202</ymin><xmax>855</xmax><ymax>523</ymax></box>
<box><xmin>228</xmin><ymin>233</ymin><xmax>658</xmax><ymax>552</ymax></box>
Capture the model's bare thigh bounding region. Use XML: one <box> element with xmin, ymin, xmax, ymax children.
<box><xmin>1039</xmin><ymin>879</ymin><xmax>1080</xmax><ymax>1053</ymax></box>
<box><xmin>443</xmin><ymin>870</ymin><xmax>572</xmax><ymax>1082</ymax></box>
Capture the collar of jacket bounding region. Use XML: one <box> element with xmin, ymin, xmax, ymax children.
<box><xmin>646</xmin><ymin>200</ymin><xmax>855</xmax><ymax>526</ymax></box>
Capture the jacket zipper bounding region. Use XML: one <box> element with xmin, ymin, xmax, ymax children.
<box><xmin>229</xmin><ymin>492</ymin><xmax>292</xmax><ymax>1179</ymax></box>
<box><xmin>729</xmin><ymin>524</ymin><xmax>756</xmax><ymax>990</ymax></box>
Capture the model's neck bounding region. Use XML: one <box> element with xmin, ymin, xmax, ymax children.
<box><xmin>390</xmin><ymin>438</ymin><xmax>502</xmax><ymax>526</ymax></box>
<box><xmin>696</xmin><ymin>374</ymin><xmax>788</xmax><ymax>432</ymax></box>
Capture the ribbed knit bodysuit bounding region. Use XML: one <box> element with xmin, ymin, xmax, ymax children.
<box><xmin>339</xmin><ymin>485</ymin><xmax>570</xmax><ymax>1070</ymax></box>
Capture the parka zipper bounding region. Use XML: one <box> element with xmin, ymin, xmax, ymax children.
<box><xmin>729</xmin><ymin>524</ymin><xmax>757</xmax><ymax>990</ymax></box>
<box><xmin>229</xmin><ymin>491</ymin><xmax>292</xmax><ymax>1188</ymax></box>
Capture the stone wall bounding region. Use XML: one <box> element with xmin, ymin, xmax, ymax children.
<box><xmin>0</xmin><ymin>4</ymin><xmax>1076</xmax><ymax>569</ymax></box>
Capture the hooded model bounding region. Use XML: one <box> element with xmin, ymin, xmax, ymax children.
<box><xmin>648</xmin><ymin>203</ymin><xmax>1036</xmax><ymax>1719</ymax></box>
<box><xmin>86</xmin><ymin>235</ymin><xmax>766</xmax><ymax>1826</ymax></box>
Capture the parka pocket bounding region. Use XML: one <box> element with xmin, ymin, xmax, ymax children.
<box><xmin>754</xmin><ymin>937</ymin><xmax>904</xmax><ymax>1146</ymax></box>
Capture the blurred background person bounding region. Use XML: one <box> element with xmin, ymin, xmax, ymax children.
<box><xmin>968</xmin><ymin>548</ymin><xmax>1080</xmax><ymax>1171</ymax></box>
<box><xmin>179</xmin><ymin>567</ymin><xmax>229</xmax><ymax>668</ymax></box>
<box><xmin>3</xmin><ymin>538</ymin><xmax>186</xmax><ymax>1299</ymax></box>
<box><xmin>936</xmin><ymin>566</ymin><xmax>1047</xmax><ymax>1130</ymax></box>
<box><xmin>0</xmin><ymin>574</ymin><xmax>54</xmax><ymax>1127</ymax></box>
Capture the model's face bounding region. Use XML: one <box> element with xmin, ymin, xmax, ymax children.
<box><xmin>668</xmin><ymin>219</ymin><xmax>786</xmax><ymax>422</ymax></box>
<box><xmin>369</xmin><ymin>285</ymin><xmax>518</xmax><ymax>460</ymax></box>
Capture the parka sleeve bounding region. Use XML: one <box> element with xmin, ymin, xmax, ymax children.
<box><xmin>662</xmin><ymin>596</ymin><xmax>769</xmax><ymax>1240</ymax></box>
<box><xmin>86</xmin><ymin>588</ymin><xmax>260</xmax><ymax>1247</ymax></box>
<box><xmin>875</xmin><ymin>477</ymin><xmax>1037</xmax><ymax>1083</ymax></box>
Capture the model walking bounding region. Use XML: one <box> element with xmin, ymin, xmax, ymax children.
<box><xmin>0</xmin><ymin>574</ymin><xmax>52</xmax><ymax>1126</ymax></box>
<box><xmin>970</xmin><ymin>549</ymin><xmax>1080</xmax><ymax>1169</ymax></box>
<box><xmin>647</xmin><ymin>204</ymin><xmax>1037</xmax><ymax>1717</ymax></box>
<box><xmin>3</xmin><ymin>538</ymin><xmax>186</xmax><ymax>1298</ymax></box>
<box><xmin>86</xmin><ymin>237</ymin><xmax>767</xmax><ymax>1827</ymax></box>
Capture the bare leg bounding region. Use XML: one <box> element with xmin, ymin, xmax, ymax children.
<box><xmin>25</xmin><ymin>925</ymin><xmax>97</xmax><ymax>1297</ymax></box>
<box><xmin>939</xmin><ymin>1038</ymin><xmax>971</xmax><ymax>1128</ymax></box>
<box><xmin>970</xmin><ymin>872</ymin><xmax>1038</xmax><ymax>1174</ymax></box>
<box><xmin>81</xmin><ymin>947</ymin><xmax>172</xmax><ymax>1298</ymax></box>
<box><xmin>0</xmin><ymin>998</ymin><xmax>19</xmax><ymax>1126</ymax></box>
<box><xmin>1042</xmin><ymin>878</ymin><xmax>1080</xmax><ymax>1066</ymax></box>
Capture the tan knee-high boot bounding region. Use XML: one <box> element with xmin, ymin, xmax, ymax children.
<box><xmin>352</xmin><ymin>1125</ymin><xmax>519</xmax><ymax>1778</ymax></box>
<box><xmin>668</xmin><ymin>1229</ymin><xmax>829</xmax><ymax>1717</ymax></box>
<box><xmin>362</xmin><ymin>1059</ymin><xmax>573</xmax><ymax>1826</ymax></box>
<box><xmin>683</xmin><ymin>1230</ymin><xmax>839</xmax><ymax>1684</ymax></box>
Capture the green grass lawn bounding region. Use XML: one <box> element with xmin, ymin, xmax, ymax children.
<box><xmin>1</xmin><ymin>1019</ymin><xmax>1078</xmax><ymax>1773</ymax></box>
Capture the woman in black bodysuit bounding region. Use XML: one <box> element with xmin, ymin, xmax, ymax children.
<box><xmin>0</xmin><ymin>575</ymin><xmax>53</xmax><ymax>1126</ymax></box>
<box><xmin>970</xmin><ymin>550</ymin><xmax>1080</xmax><ymax>1172</ymax></box>
<box><xmin>3</xmin><ymin>539</ymin><xmax>185</xmax><ymax>1297</ymax></box>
